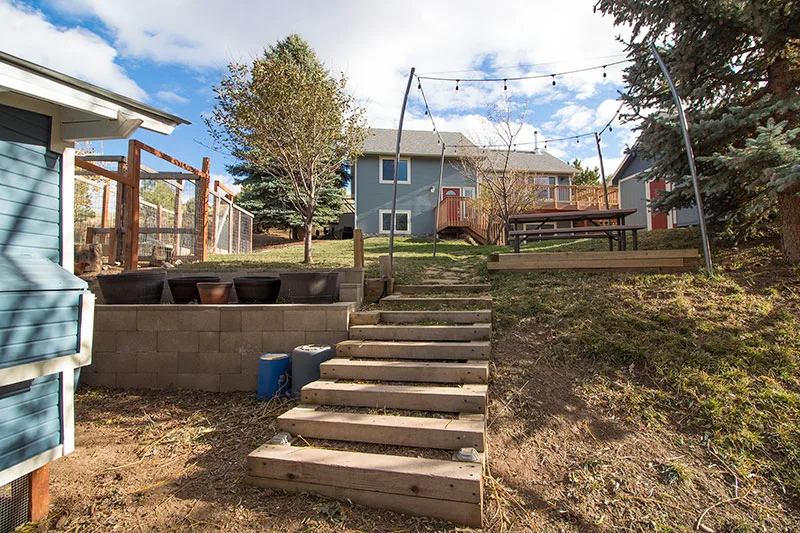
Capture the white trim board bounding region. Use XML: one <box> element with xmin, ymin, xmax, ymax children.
<box><xmin>0</xmin><ymin>445</ymin><xmax>64</xmax><ymax>488</ymax></box>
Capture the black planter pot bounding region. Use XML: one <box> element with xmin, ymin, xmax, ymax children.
<box><xmin>98</xmin><ymin>270</ymin><xmax>166</xmax><ymax>304</ymax></box>
<box><xmin>279</xmin><ymin>272</ymin><xmax>339</xmax><ymax>304</ymax></box>
<box><xmin>168</xmin><ymin>276</ymin><xmax>221</xmax><ymax>304</ymax></box>
<box><xmin>233</xmin><ymin>276</ymin><xmax>282</xmax><ymax>304</ymax></box>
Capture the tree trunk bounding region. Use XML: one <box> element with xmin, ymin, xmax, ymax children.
<box><xmin>303</xmin><ymin>220</ymin><xmax>313</xmax><ymax>264</ymax></box>
<box><xmin>778</xmin><ymin>184</ymin><xmax>800</xmax><ymax>265</ymax></box>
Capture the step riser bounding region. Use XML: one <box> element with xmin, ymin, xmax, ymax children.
<box><xmin>382</xmin><ymin>298</ymin><xmax>491</xmax><ymax>309</ymax></box>
<box><xmin>320</xmin><ymin>360</ymin><xmax>489</xmax><ymax>384</ymax></box>
<box><xmin>379</xmin><ymin>310</ymin><xmax>492</xmax><ymax>324</ymax></box>
<box><xmin>394</xmin><ymin>284</ymin><xmax>491</xmax><ymax>294</ymax></box>
<box><xmin>335</xmin><ymin>341</ymin><xmax>491</xmax><ymax>360</ymax></box>
<box><xmin>301</xmin><ymin>385</ymin><xmax>487</xmax><ymax>414</ymax></box>
<box><xmin>247</xmin><ymin>476</ymin><xmax>482</xmax><ymax>527</ymax></box>
<box><xmin>349</xmin><ymin>325</ymin><xmax>491</xmax><ymax>342</ymax></box>
<box><xmin>277</xmin><ymin>415</ymin><xmax>485</xmax><ymax>451</ymax></box>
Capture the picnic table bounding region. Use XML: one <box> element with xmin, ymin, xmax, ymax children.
<box><xmin>508</xmin><ymin>208</ymin><xmax>642</xmax><ymax>252</ymax></box>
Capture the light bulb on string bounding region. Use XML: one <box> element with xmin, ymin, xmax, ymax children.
<box><xmin>602</xmin><ymin>66</ymin><xmax>607</xmax><ymax>78</ymax></box>
<box><xmin>609</xmin><ymin>126</ymin><xmax>613</xmax><ymax>132</ymax></box>
<box><xmin>455</xmin><ymin>79</ymin><xmax>459</xmax><ymax>91</ymax></box>
<box><xmin>576</xmin><ymin>138</ymin><xmax>579</xmax><ymax>144</ymax></box>
<box><xmin>503</xmin><ymin>79</ymin><xmax>507</xmax><ymax>91</ymax></box>
<box><xmin>424</xmin><ymin>109</ymin><xmax>428</xmax><ymax>116</ymax></box>
<box><xmin>417</xmin><ymin>80</ymin><xmax>421</xmax><ymax>90</ymax></box>
<box><xmin>551</xmin><ymin>75</ymin><xmax>556</xmax><ymax>86</ymax></box>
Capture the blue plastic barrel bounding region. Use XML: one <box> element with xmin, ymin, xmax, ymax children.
<box><xmin>257</xmin><ymin>353</ymin><xmax>290</xmax><ymax>400</ymax></box>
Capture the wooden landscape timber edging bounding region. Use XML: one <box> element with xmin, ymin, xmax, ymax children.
<box><xmin>488</xmin><ymin>249</ymin><xmax>700</xmax><ymax>272</ymax></box>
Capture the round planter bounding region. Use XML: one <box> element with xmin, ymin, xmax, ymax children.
<box><xmin>197</xmin><ymin>282</ymin><xmax>233</xmax><ymax>304</ymax></box>
<box><xmin>168</xmin><ymin>276</ymin><xmax>221</xmax><ymax>304</ymax></box>
<box><xmin>98</xmin><ymin>270</ymin><xmax>166</xmax><ymax>304</ymax></box>
<box><xmin>233</xmin><ymin>276</ymin><xmax>282</xmax><ymax>304</ymax></box>
<box><xmin>279</xmin><ymin>272</ymin><xmax>339</xmax><ymax>304</ymax></box>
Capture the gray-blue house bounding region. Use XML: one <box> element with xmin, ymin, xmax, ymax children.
<box><xmin>353</xmin><ymin>128</ymin><xmax>577</xmax><ymax>240</ymax></box>
<box><xmin>612</xmin><ymin>145</ymin><xmax>699</xmax><ymax>230</ymax></box>
<box><xmin>0</xmin><ymin>50</ymin><xmax>185</xmax><ymax>525</ymax></box>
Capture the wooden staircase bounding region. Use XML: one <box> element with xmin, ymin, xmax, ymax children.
<box><xmin>247</xmin><ymin>284</ymin><xmax>492</xmax><ymax>527</ymax></box>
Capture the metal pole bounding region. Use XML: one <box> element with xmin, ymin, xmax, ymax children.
<box><xmin>388</xmin><ymin>67</ymin><xmax>415</xmax><ymax>278</ymax></box>
<box><xmin>594</xmin><ymin>132</ymin><xmax>610</xmax><ymax>210</ymax></box>
<box><xmin>433</xmin><ymin>143</ymin><xmax>446</xmax><ymax>257</ymax></box>
<box><xmin>651</xmin><ymin>43</ymin><xmax>713</xmax><ymax>274</ymax></box>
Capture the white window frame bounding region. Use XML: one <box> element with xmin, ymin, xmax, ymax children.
<box><xmin>462</xmin><ymin>187</ymin><xmax>476</xmax><ymax>198</ymax></box>
<box><xmin>379</xmin><ymin>209</ymin><xmax>411</xmax><ymax>234</ymax></box>
<box><xmin>379</xmin><ymin>157</ymin><xmax>411</xmax><ymax>184</ymax></box>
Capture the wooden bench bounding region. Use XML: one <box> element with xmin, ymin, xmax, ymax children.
<box><xmin>510</xmin><ymin>224</ymin><xmax>647</xmax><ymax>252</ymax></box>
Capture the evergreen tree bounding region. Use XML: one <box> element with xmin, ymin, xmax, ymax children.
<box><xmin>571</xmin><ymin>158</ymin><xmax>602</xmax><ymax>186</ymax></box>
<box><xmin>596</xmin><ymin>0</ymin><xmax>800</xmax><ymax>263</ymax></box>
<box><xmin>207</xmin><ymin>34</ymin><xmax>366</xmax><ymax>263</ymax></box>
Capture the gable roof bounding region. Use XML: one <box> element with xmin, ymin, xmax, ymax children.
<box><xmin>363</xmin><ymin>127</ymin><xmax>473</xmax><ymax>157</ymax></box>
<box><xmin>363</xmin><ymin>128</ymin><xmax>577</xmax><ymax>174</ymax></box>
<box><xmin>0</xmin><ymin>51</ymin><xmax>189</xmax><ymax>137</ymax></box>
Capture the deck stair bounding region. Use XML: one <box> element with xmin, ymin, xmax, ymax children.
<box><xmin>247</xmin><ymin>283</ymin><xmax>493</xmax><ymax>527</ymax></box>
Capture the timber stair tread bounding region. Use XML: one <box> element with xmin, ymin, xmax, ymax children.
<box><xmin>394</xmin><ymin>284</ymin><xmax>491</xmax><ymax>294</ymax></box>
<box><xmin>349</xmin><ymin>323</ymin><xmax>491</xmax><ymax>342</ymax></box>
<box><xmin>380</xmin><ymin>295</ymin><xmax>493</xmax><ymax>309</ymax></box>
<box><xmin>350</xmin><ymin>310</ymin><xmax>492</xmax><ymax>325</ymax></box>
<box><xmin>335</xmin><ymin>340</ymin><xmax>491</xmax><ymax>360</ymax></box>
<box><xmin>301</xmin><ymin>380</ymin><xmax>487</xmax><ymax>414</ymax></box>
<box><xmin>277</xmin><ymin>406</ymin><xmax>485</xmax><ymax>450</ymax></box>
<box><xmin>321</xmin><ymin>358</ymin><xmax>489</xmax><ymax>384</ymax></box>
<box><xmin>247</xmin><ymin>444</ymin><xmax>483</xmax><ymax>526</ymax></box>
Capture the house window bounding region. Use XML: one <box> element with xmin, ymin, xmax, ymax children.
<box><xmin>379</xmin><ymin>210</ymin><xmax>411</xmax><ymax>234</ymax></box>
<box><xmin>379</xmin><ymin>157</ymin><xmax>410</xmax><ymax>184</ymax></box>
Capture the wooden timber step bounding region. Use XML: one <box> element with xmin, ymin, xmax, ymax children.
<box><xmin>349</xmin><ymin>324</ymin><xmax>491</xmax><ymax>342</ymax></box>
<box><xmin>301</xmin><ymin>380</ymin><xmax>487</xmax><ymax>414</ymax></box>
<box><xmin>349</xmin><ymin>310</ymin><xmax>492</xmax><ymax>325</ymax></box>
<box><xmin>394</xmin><ymin>284</ymin><xmax>491</xmax><ymax>294</ymax></box>
<box><xmin>277</xmin><ymin>406</ymin><xmax>485</xmax><ymax>450</ymax></box>
<box><xmin>321</xmin><ymin>358</ymin><xmax>489</xmax><ymax>384</ymax></box>
<box><xmin>247</xmin><ymin>444</ymin><xmax>483</xmax><ymax>527</ymax></box>
<box><xmin>335</xmin><ymin>340</ymin><xmax>491</xmax><ymax>360</ymax></box>
<box><xmin>380</xmin><ymin>295</ymin><xmax>493</xmax><ymax>309</ymax></box>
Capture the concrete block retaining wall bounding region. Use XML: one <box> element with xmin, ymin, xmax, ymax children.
<box><xmin>82</xmin><ymin>302</ymin><xmax>354</xmax><ymax>392</ymax></box>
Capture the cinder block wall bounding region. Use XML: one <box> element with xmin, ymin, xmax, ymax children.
<box><xmin>82</xmin><ymin>303</ymin><xmax>354</xmax><ymax>392</ymax></box>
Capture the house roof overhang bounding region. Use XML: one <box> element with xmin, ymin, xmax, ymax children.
<box><xmin>0</xmin><ymin>51</ymin><xmax>189</xmax><ymax>141</ymax></box>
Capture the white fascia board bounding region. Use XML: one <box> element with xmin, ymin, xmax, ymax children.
<box><xmin>0</xmin><ymin>62</ymin><xmax>175</xmax><ymax>135</ymax></box>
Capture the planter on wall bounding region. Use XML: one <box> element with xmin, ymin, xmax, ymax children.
<box><xmin>233</xmin><ymin>276</ymin><xmax>282</xmax><ymax>304</ymax></box>
<box><xmin>168</xmin><ymin>276</ymin><xmax>221</xmax><ymax>304</ymax></box>
<box><xmin>197</xmin><ymin>282</ymin><xmax>233</xmax><ymax>304</ymax></box>
<box><xmin>98</xmin><ymin>270</ymin><xmax>166</xmax><ymax>304</ymax></box>
<box><xmin>279</xmin><ymin>272</ymin><xmax>339</xmax><ymax>304</ymax></box>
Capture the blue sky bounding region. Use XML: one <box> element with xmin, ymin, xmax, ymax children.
<box><xmin>1</xmin><ymin>0</ymin><xmax>636</xmax><ymax>189</ymax></box>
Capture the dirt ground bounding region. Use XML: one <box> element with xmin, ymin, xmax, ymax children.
<box><xmin>35</xmin><ymin>332</ymin><xmax>799</xmax><ymax>533</ymax></box>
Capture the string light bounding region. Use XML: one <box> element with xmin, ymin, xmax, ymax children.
<box><xmin>455</xmin><ymin>79</ymin><xmax>459</xmax><ymax>91</ymax></box>
<box><xmin>503</xmin><ymin>79</ymin><xmax>507</xmax><ymax>91</ymax></box>
<box><xmin>416</xmin><ymin>58</ymin><xmax>630</xmax><ymax>83</ymax></box>
<box><xmin>417</xmin><ymin>80</ymin><xmax>421</xmax><ymax>90</ymax></box>
<box><xmin>551</xmin><ymin>75</ymin><xmax>556</xmax><ymax>86</ymax></box>
<box><xmin>603</xmin><ymin>65</ymin><xmax>607</xmax><ymax>78</ymax></box>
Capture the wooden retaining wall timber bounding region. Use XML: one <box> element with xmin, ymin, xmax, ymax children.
<box><xmin>487</xmin><ymin>249</ymin><xmax>700</xmax><ymax>272</ymax></box>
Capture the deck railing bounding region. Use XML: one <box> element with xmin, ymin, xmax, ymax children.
<box><xmin>529</xmin><ymin>184</ymin><xmax>619</xmax><ymax>209</ymax></box>
<box><xmin>437</xmin><ymin>196</ymin><xmax>505</xmax><ymax>244</ymax></box>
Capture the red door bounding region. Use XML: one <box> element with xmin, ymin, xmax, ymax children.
<box><xmin>649</xmin><ymin>180</ymin><xmax>669</xmax><ymax>230</ymax></box>
<box><xmin>442</xmin><ymin>187</ymin><xmax>461</xmax><ymax>224</ymax></box>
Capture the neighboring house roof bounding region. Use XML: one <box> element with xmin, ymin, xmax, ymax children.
<box><xmin>363</xmin><ymin>128</ymin><xmax>474</xmax><ymax>157</ymax></box>
<box><xmin>363</xmin><ymin>128</ymin><xmax>577</xmax><ymax>174</ymax></box>
<box><xmin>0</xmin><ymin>50</ymin><xmax>189</xmax><ymax>139</ymax></box>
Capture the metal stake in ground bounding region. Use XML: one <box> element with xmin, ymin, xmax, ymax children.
<box><xmin>433</xmin><ymin>143</ymin><xmax>445</xmax><ymax>257</ymax></box>
<box><xmin>388</xmin><ymin>67</ymin><xmax>416</xmax><ymax>279</ymax></box>
<box><xmin>650</xmin><ymin>43</ymin><xmax>713</xmax><ymax>275</ymax></box>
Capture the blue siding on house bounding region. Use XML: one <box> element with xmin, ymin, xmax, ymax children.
<box><xmin>0</xmin><ymin>104</ymin><xmax>62</xmax><ymax>263</ymax></box>
<box><xmin>0</xmin><ymin>373</ymin><xmax>62</xmax><ymax>472</ymax></box>
<box><xmin>355</xmin><ymin>155</ymin><xmax>472</xmax><ymax>235</ymax></box>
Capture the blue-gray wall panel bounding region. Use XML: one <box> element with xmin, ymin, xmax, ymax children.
<box><xmin>0</xmin><ymin>373</ymin><xmax>62</xmax><ymax>471</ymax></box>
<box><xmin>619</xmin><ymin>178</ymin><xmax>648</xmax><ymax>227</ymax></box>
<box><xmin>0</xmin><ymin>104</ymin><xmax>62</xmax><ymax>262</ymax></box>
<box><xmin>356</xmin><ymin>156</ymin><xmax>472</xmax><ymax>235</ymax></box>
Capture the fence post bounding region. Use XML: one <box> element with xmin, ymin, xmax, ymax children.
<box><xmin>174</xmin><ymin>181</ymin><xmax>183</xmax><ymax>256</ymax></box>
<box><xmin>125</xmin><ymin>140</ymin><xmax>141</xmax><ymax>270</ymax></box>
<box><xmin>197</xmin><ymin>157</ymin><xmax>210</xmax><ymax>261</ymax></box>
<box><xmin>211</xmin><ymin>190</ymin><xmax>219</xmax><ymax>254</ymax></box>
<box><xmin>354</xmin><ymin>229</ymin><xmax>364</xmax><ymax>268</ymax></box>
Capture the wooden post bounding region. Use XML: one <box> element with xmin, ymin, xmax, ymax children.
<box><xmin>211</xmin><ymin>191</ymin><xmax>219</xmax><ymax>254</ymax></box>
<box><xmin>228</xmin><ymin>198</ymin><xmax>234</xmax><ymax>255</ymax></box>
<box><xmin>85</xmin><ymin>227</ymin><xmax>94</xmax><ymax>245</ymax></box>
<box><xmin>125</xmin><ymin>141</ymin><xmax>141</xmax><ymax>270</ymax></box>
<box><xmin>196</xmin><ymin>157</ymin><xmax>211</xmax><ymax>261</ymax></box>
<box><xmin>156</xmin><ymin>204</ymin><xmax>163</xmax><ymax>244</ymax></box>
<box><xmin>174</xmin><ymin>180</ymin><xmax>183</xmax><ymax>256</ymax></box>
<box><xmin>28</xmin><ymin>464</ymin><xmax>50</xmax><ymax>522</ymax></box>
<box><xmin>353</xmin><ymin>229</ymin><xmax>364</xmax><ymax>268</ymax></box>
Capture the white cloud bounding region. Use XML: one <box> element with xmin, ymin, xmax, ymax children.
<box><xmin>212</xmin><ymin>173</ymin><xmax>241</xmax><ymax>194</ymax></box>
<box><xmin>156</xmin><ymin>90</ymin><xmax>189</xmax><ymax>105</ymax></box>
<box><xmin>0</xmin><ymin>0</ymin><xmax>146</xmax><ymax>100</ymax></box>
